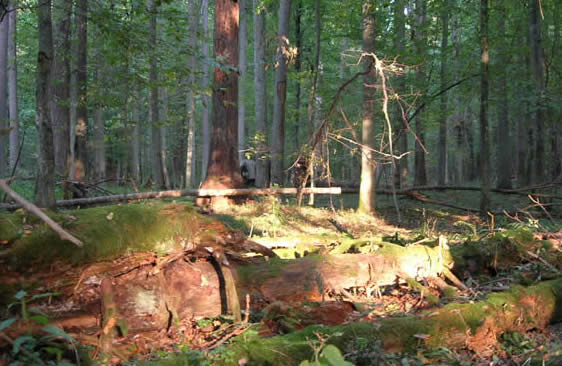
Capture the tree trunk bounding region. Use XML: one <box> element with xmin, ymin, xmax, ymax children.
<box><xmin>529</xmin><ymin>0</ymin><xmax>545</xmax><ymax>183</ymax></box>
<box><xmin>358</xmin><ymin>2</ymin><xmax>376</xmax><ymax>215</ymax></box>
<box><xmin>393</xmin><ymin>0</ymin><xmax>407</xmax><ymax>189</ymax></box>
<box><xmin>185</xmin><ymin>0</ymin><xmax>200</xmax><ymax>188</ymax></box>
<box><xmin>414</xmin><ymin>0</ymin><xmax>427</xmax><ymax>186</ymax></box>
<box><xmin>0</xmin><ymin>8</ymin><xmax>7</xmax><ymax>177</ymax></box>
<box><xmin>35</xmin><ymin>0</ymin><xmax>55</xmax><ymax>208</ymax></box>
<box><xmin>52</xmin><ymin>0</ymin><xmax>72</xmax><ymax>177</ymax></box>
<box><xmin>149</xmin><ymin>0</ymin><xmax>164</xmax><ymax>188</ymax></box>
<box><xmin>293</xmin><ymin>0</ymin><xmax>302</xmax><ymax>152</ymax></box>
<box><xmin>551</xmin><ymin>1</ymin><xmax>561</xmax><ymax>180</ymax></box>
<box><xmin>496</xmin><ymin>0</ymin><xmax>512</xmax><ymax>189</ymax></box>
<box><xmin>7</xmin><ymin>1</ymin><xmax>17</xmax><ymax>173</ymax></box>
<box><xmin>159</xmin><ymin>87</ymin><xmax>171</xmax><ymax>189</ymax></box>
<box><xmin>130</xmin><ymin>94</ymin><xmax>140</xmax><ymax>183</ymax></box>
<box><xmin>198</xmin><ymin>0</ymin><xmax>243</xmax><ymax>208</ymax></box>
<box><xmin>200</xmin><ymin>0</ymin><xmax>210</xmax><ymax>182</ymax></box>
<box><xmin>271</xmin><ymin>0</ymin><xmax>292</xmax><ymax>186</ymax></box>
<box><xmin>437</xmin><ymin>0</ymin><xmax>449</xmax><ymax>186</ymax></box>
<box><xmin>92</xmin><ymin>55</ymin><xmax>105</xmax><ymax>182</ymax></box>
<box><xmin>74</xmin><ymin>0</ymin><xmax>88</xmax><ymax>182</ymax></box>
<box><xmin>238</xmin><ymin>0</ymin><xmax>247</xmax><ymax>163</ymax></box>
<box><xmin>479</xmin><ymin>0</ymin><xmax>490</xmax><ymax>215</ymax></box>
<box><xmin>253</xmin><ymin>0</ymin><xmax>268</xmax><ymax>188</ymax></box>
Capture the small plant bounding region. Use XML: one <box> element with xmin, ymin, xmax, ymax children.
<box><xmin>0</xmin><ymin>290</ymin><xmax>79</xmax><ymax>366</ymax></box>
<box><xmin>299</xmin><ymin>332</ymin><xmax>354</xmax><ymax>366</ymax></box>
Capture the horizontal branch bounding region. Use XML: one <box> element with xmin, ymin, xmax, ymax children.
<box><xmin>0</xmin><ymin>187</ymin><xmax>342</xmax><ymax>210</ymax></box>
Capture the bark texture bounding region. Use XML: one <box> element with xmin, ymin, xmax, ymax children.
<box><xmin>253</xmin><ymin>0</ymin><xmax>267</xmax><ymax>188</ymax></box>
<box><xmin>7</xmin><ymin>0</ymin><xmax>17</xmax><ymax>172</ymax></box>
<box><xmin>358</xmin><ymin>2</ymin><xmax>376</xmax><ymax>215</ymax></box>
<box><xmin>185</xmin><ymin>0</ymin><xmax>200</xmax><ymax>188</ymax></box>
<box><xmin>0</xmin><ymin>8</ymin><xmax>7</xmax><ymax>177</ymax></box>
<box><xmin>237</xmin><ymin>0</ymin><xmax>247</xmax><ymax>163</ymax></box>
<box><xmin>437</xmin><ymin>0</ymin><xmax>449</xmax><ymax>186</ymax></box>
<box><xmin>200</xmin><ymin>0</ymin><xmax>210</xmax><ymax>181</ymax></box>
<box><xmin>52</xmin><ymin>0</ymin><xmax>72</xmax><ymax>176</ymax></box>
<box><xmin>74</xmin><ymin>0</ymin><xmax>88</xmax><ymax>181</ymax></box>
<box><xmin>271</xmin><ymin>0</ymin><xmax>291</xmax><ymax>185</ymax></box>
<box><xmin>198</xmin><ymin>0</ymin><xmax>243</xmax><ymax>207</ymax></box>
<box><xmin>414</xmin><ymin>0</ymin><xmax>427</xmax><ymax>186</ymax></box>
<box><xmin>479</xmin><ymin>0</ymin><xmax>490</xmax><ymax>215</ymax></box>
<box><xmin>35</xmin><ymin>0</ymin><xmax>56</xmax><ymax>208</ymax></box>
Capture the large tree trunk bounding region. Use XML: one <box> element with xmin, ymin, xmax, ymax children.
<box><xmin>52</xmin><ymin>0</ymin><xmax>72</xmax><ymax>177</ymax></box>
<box><xmin>437</xmin><ymin>0</ymin><xmax>449</xmax><ymax>186</ymax></box>
<box><xmin>198</xmin><ymin>0</ymin><xmax>243</xmax><ymax>207</ymax></box>
<box><xmin>414</xmin><ymin>0</ymin><xmax>427</xmax><ymax>186</ymax></box>
<box><xmin>479</xmin><ymin>0</ymin><xmax>490</xmax><ymax>215</ymax></box>
<box><xmin>35</xmin><ymin>0</ymin><xmax>56</xmax><ymax>208</ymax></box>
<box><xmin>358</xmin><ymin>1</ymin><xmax>376</xmax><ymax>215</ymax></box>
<box><xmin>200</xmin><ymin>0</ymin><xmax>210</xmax><ymax>182</ymax></box>
<box><xmin>74</xmin><ymin>0</ymin><xmax>88</xmax><ymax>182</ymax></box>
<box><xmin>529</xmin><ymin>0</ymin><xmax>545</xmax><ymax>183</ymax></box>
<box><xmin>185</xmin><ymin>0</ymin><xmax>200</xmax><ymax>188</ymax></box>
<box><xmin>496</xmin><ymin>0</ymin><xmax>512</xmax><ymax>189</ymax></box>
<box><xmin>7</xmin><ymin>0</ymin><xmax>18</xmax><ymax>172</ymax></box>
<box><xmin>253</xmin><ymin>0</ymin><xmax>268</xmax><ymax>188</ymax></box>
<box><xmin>551</xmin><ymin>1</ymin><xmax>561</xmax><ymax>180</ymax></box>
<box><xmin>237</xmin><ymin>0</ymin><xmax>247</xmax><ymax>163</ymax></box>
<box><xmin>130</xmin><ymin>92</ymin><xmax>140</xmax><ymax>183</ymax></box>
<box><xmin>0</xmin><ymin>8</ymin><xmax>8</xmax><ymax>177</ymax></box>
<box><xmin>270</xmin><ymin>0</ymin><xmax>291</xmax><ymax>186</ymax></box>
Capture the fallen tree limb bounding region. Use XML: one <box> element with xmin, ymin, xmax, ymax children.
<box><xmin>0</xmin><ymin>187</ymin><xmax>342</xmax><ymax>210</ymax></box>
<box><xmin>0</xmin><ymin>179</ymin><xmax>83</xmax><ymax>247</ymax></box>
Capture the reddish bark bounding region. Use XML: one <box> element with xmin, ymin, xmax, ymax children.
<box><xmin>198</xmin><ymin>0</ymin><xmax>243</xmax><ymax>208</ymax></box>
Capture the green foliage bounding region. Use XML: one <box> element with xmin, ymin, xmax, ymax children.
<box><xmin>300</xmin><ymin>344</ymin><xmax>354</xmax><ymax>366</ymax></box>
<box><xmin>1</xmin><ymin>291</ymin><xmax>79</xmax><ymax>365</ymax></box>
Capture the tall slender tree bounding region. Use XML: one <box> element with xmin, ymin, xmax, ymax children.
<box><xmin>414</xmin><ymin>0</ymin><xmax>427</xmax><ymax>186</ymax></box>
<box><xmin>7</xmin><ymin>0</ymin><xmax>17</xmax><ymax>172</ymax></box>
<box><xmin>198</xmin><ymin>0</ymin><xmax>242</xmax><ymax>207</ymax></box>
<box><xmin>358</xmin><ymin>1</ymin><xmax>376</xmax><ymax>215</ymax></box>
<box><xmin>186</xmin><ymin>0</ymin><xmax>201</xmax><ymax>188</ymax></box>
<box><xmin>393</xmin><ymin>0</ymin><xmax>407</xmax><ymax>188</ymax></box>
<box><xmin>496</xmin><ymin>0</ymin><xmax>512</xmax><ymax>189</ymax></box>
<box><xmin>35</xmin><ymin>0</ymin><xmax>55</xmax><ymax>208</ymax></box>
<box><xmin>0</xmin><ymin>7</ymin><xmax>7</xmax><ymax>177</ymax></box>
<box><xmin>200</xmin><ymin>0</ymin><xmax>210</xmax><ymax>181</ymax></box>
<box><xmin>271</xmin><ymin>0</ymin><xmax>292</xmax><ymax>185</ymax></box>
<box><xmin>74</xmin><ymin>0</ymin><xmax>88</xmax><ymax>181</ymax></box>
<box><xmin>479</xmin><ymin>0</ymin><xmax>490</xmax><ymax>215</ymax></box>
<box><xmin>238</xmin><ymin>0</ymin><xmax>247</xmax><ymax>163</ymax></box>
<box><xmin>149</xmin><ymin>0</ymin><xmax>164</xmax><ymax>188</ymax></box>
<box><xmin>437</xmin><ymin>0</ymin><xmax>449</xmax><ymax>185</ymax></box>
<box><xmin>52</xmin><ymin>0</ymin><xmax>72</xmax><ymax>176</ymax></box>
<box><xmin>253</xmin><ymin>0</ymin><xmax>268</xmax><ymax>188</ymax></box>
<box><xmin>529</xmin><ymin>0</ymin><xmax>545</xmax><ymax>183</ymax></box>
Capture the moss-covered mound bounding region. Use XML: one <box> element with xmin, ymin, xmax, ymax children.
<box><xmin>0</xmin><ymin>202</ymin><xmax>211</xmax><ymax>270</ymax></box>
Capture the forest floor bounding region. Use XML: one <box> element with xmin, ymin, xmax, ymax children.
<box><xmin>1</xmin><ymin>184</ymin><xmax>561</xmax><ymax>365</ymax></box>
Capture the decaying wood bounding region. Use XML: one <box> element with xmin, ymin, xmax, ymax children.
<box><xmin>0</xmin><ymin>179</ymin><xmax>83</xmax><ymax>246</ymax></box>
<box><xmin>219</xmin><ymin>279</ymin><xmax>562</xmax><ymax>365</ymax></box>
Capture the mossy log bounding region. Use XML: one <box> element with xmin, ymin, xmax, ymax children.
<box><xmin>190</xmin><ymin>279</ymin><xmax>562</xmax><ymax>366</ymax></box>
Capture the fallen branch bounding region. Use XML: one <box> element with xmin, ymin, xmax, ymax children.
<box><xmin>0</xmin><ymin>179</ymin><xmax>83</xmax><ymax>247</ymax></box>
<box><xmin>0</xmin><ymin>187</ymin><xmax>342</xmax><ymax>210</ymax></box>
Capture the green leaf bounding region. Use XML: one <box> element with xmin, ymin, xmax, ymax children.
<box><xmin>41</xmin><ymin>325</ymin><xmax>76</xmax><ymax>343</ymax></box>
<box><xmin>0</xmin><ymin>318</ymin><xmax>16</xmax><ymax>331</ymax></box>
<box><xmin>14</xmin><ymin>290</ymin><xmax>28</xmax><ymax>300</ymax></box>
<box><xmin>30</xmin><ymin>292</ymin><xmax>59</xmax><ymax>301</ymax></box>
<box><xmin>319</xmin><ymin>345</ymin><xmax>354</xmax><ymax>366</ymax></box>
<box><xmin>44</xmin><ymin>346</ymin><xmax>64</xmax><ymax>361</ymax></box>
<box><xmin>13</xmin><ymin>335</ymin><xmax>35</xmax><ymax>354</ymax></box>
<box><xmin>30</xmin><ymin>315</ymin><xmax>49</xmax><ymax>325</ymax></box>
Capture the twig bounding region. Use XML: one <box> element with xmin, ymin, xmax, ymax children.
<box><xmin>201</xmin><ymin>325</ymin><xmax>249</xmax><ymax>351</ymax></box>
<box><xmin>0</xmin><ymin>179</ymin><xmax>83</xmax><ymax>247</ymax></box>
<box><xmin>525</xmin><ymin>250</ymin><xmax>561</xmax><ymax>274</ymax></box>
<box><xmin>527</xmin><ymin>194</ymin><xmax>557</xmax><ymax>225</ymax></box>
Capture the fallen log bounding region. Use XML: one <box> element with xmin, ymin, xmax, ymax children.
<box><xmin>166</xmin><ymin>279</ymin><xmax>562</xmax><ymax>365</ymax></box>
<box><xmin>0</xmin><ymin>187</ymin><xmax>342</xmax><ymax>210</ymax></box>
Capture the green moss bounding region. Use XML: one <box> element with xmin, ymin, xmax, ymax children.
<box><xmin>3</xmin><ymin>203</ymin><xmax>204</xmax><ymax>270</ymax></box>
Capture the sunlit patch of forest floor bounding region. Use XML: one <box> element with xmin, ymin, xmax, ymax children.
<box><xmin>190</xmin><ymin>190</ymin><xmax>562</xmax><ymax>366</ymax></box>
